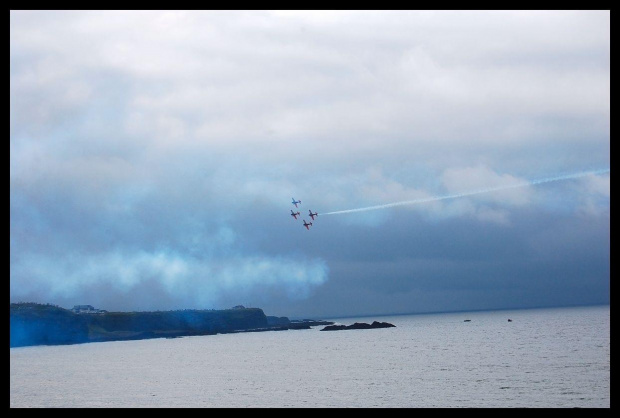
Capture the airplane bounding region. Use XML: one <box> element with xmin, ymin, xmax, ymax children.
<box><xmin>290</xmin><ymin>210</ymin><xmax>300</xmax><ymax>220</ymax></box>
<box><xmin>292</xmin><ymin>198</ymin><xmax>301</xmax><ymax>208</ymax></box>
<box><xmin>308</xmin><ymin>210</ymin><xmax>318</xmax><ymax>220</ymax></box>
<box><xmin>303</xmin><ymin>219</ymin><xmax>313</xmax><ymax>230</ymax></box>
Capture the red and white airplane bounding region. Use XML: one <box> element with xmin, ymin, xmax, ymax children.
<box><xmin>292</xmin><ymin>198</ymin><xmax>301</xmax><ymax>208</ymax></box>
<box><xmin>308</xmin><ymin>210</ymin><xmax>318</xmax><ymax>220</ymax></box>
<box><xmin>303</xmin><ymin>219</ymin><xmax>313</xmax><ymax>230</ymax></box>
<box><xmin>290</xmin><ymin>210</ymin><xmax>300</xmax><ymax>220</ymax></box>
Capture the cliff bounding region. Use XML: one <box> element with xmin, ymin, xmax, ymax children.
<box><xmin>10</xmin><ymin>303</ymin><xmax>91</xmax><ymax>347</ymax></box>
<box><xmin>10</xmin><ymin>303</ymin><xmax>274</xmax><ymax>347</ymax></box>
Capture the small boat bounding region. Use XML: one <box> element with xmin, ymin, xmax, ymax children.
<box><xmin>464</xmin><ymin>319</ymin><xmax>471</xmax><ymax>322</ymax></box>
<box><xmin>507</xmin><ymin>319</ymin><xmax>512</xmax><ymax>322</ymax></box>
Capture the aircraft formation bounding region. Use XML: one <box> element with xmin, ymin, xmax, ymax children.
<box><xmin>291</xmin><ymin>197</ymin><xmax>318</xmax><ymax>230</ymax></box>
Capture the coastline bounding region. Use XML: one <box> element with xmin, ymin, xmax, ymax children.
<box><xmin>10</xmin><ymin>302</ymin><xmax>333</xmax><ymax>348</ymax></box>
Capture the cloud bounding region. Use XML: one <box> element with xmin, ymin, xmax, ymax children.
<box><xmin>435</xmin><ymin>165</ymin><xmax>529</xmax><ymax>224</ymax></box>
<box><xmin>576</xmin><ymin>173</ymin><xmax>610</xmax><ymax>217</ymax></box>
<box><xmin>10</xmin><ymin>11</ymin><xmax>609</xmax><ymax>316</ymax></box>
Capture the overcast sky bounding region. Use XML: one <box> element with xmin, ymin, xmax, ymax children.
<box><xmin>10</xmin><ymin>10</ymin><xmax>609</xmax><ymax>319</ymax></box>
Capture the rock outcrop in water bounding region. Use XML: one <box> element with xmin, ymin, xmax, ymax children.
<box><xmin>10</xmin><ymin>303</ymin><xmax>334</xmax><ymax>348</ymax></box>
<box><xmin>320</xmin><ymin>321</ymin><xmax>396</xmax><ymax>331</ymax></box>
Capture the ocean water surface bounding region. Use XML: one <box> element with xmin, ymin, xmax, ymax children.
<box><xmin>10</xmin><ymin>305</ymin><xmax>609</xmax><ymax>408</ymax></box>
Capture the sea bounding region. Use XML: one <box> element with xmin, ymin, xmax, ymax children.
<box><xmin>10</xmin><ymin>305</ymin><xmax>609</xmax><ymax>408</ymax></box>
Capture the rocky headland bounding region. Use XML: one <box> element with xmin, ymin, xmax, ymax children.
<box><xmin>320</xmin><ymin>321</ymin><xmax>396</xmax><ymax>331</ymax></box>
<box><xmin>10</xmin><ymin>302</ymin><xmax>333</xmax><ymax>348</ymax></box>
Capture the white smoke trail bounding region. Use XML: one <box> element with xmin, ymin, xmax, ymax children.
<box><xmin>321</xmin><ymin>168</ymin><xmax>610</xmax><ymax>216</ymax></box>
